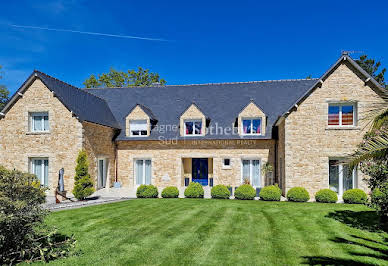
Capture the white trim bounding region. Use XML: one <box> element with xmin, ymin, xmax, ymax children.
<box><xmin>327</xmin><ymin>102</ymin><xmax>357</xmax><ymax>127</ymax></box>
<box><xmin>241</xmin><ymin>117</ymin><xmax>262</xmax><ymax>136</ymax></box>
<box><xmin>134</xmin><ymin>158</ymin><xmax>152</xmax><ymax>186</ymax></box>
<box><xmin>183</xmin><ymin>119</ymin><xmax>203</xmax><ymax>136</ymax></box>
<box><xmin>30</xmin><ymin>157</ymin><xmax>49</xmax><ymax>187</ymax></box>
<box><xmin>29</xmin><ymin>112</ymin><xmax>50</xmax><ymax>133</ymax></box>
<box><xmin>240</xmin><ymin>158</ymin><xmax>261</xmax><ymax>188</ymax></box>
<box><xmin>222</xmin><ymin>158</ymin><xmax>232</xmax><ymax>169</ymax></box>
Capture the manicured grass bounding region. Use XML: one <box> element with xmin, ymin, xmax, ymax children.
<box><xmin>41</xmin><ymin>199</ymin><xmax>387</xmax><ymax>265</ymax></box>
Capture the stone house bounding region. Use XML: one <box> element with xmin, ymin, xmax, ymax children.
<box><xmin>0</xmin><ymin>53</ymin><xmax>386</xmax><ymax>199</ymax></box>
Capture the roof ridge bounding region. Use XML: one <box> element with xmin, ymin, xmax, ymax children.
<box><xmin>84</xmin><ymin>78</ymin><xmax>318</xmax><ymax>90</ymax></box>
<box><xmin>34</xmin><ymin>70</ymin><xmax>110</xmax><ymax>102</ymax></box>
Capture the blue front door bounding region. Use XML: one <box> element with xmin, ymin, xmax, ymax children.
<box><xmin>192</xmin><ymin>158</ymin><xmax>208</xmax><ymax>186</ymax></box>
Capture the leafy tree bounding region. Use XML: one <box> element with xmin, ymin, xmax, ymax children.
<box><xmin>72</xmin><ymin>151</ymin><xmax>94</xmax><ymax>200</ymax></box>
<box><xmin>83</xmin><ymin>67</ymin><xmax>166</xmax><ymax>88</ymax></box>
<box><xmin>0</xmin><ymin>65</ymin><xmax>10</xmax><ymax>110</ymax></box>
<box><xmin>356</xmin><ymin>55</ymin><xmax>387</xmax><ymax>89</ymax></box>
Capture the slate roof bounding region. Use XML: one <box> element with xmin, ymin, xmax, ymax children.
<box><xmin>86</xmin><ymin>79</ymin><xmax>317</xmax><ymax>140</ymax></box>
<box><xmin>1</xmin><ymin>71</ymin><xmax>121</xmax><ymax>129</ymax></box>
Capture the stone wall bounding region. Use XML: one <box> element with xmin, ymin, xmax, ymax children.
<box><xmin>283</xmin><ymin>61</ymin><xmax>386</xmax><ymax>196</ymax></box>
<box><xmin>0</xmin><ymin>78</ymin><xmax>83</xmax><ymax>195</ymax></box>
<box><xmin>116</xmin><ymin>139</ymin><xmax>275</xmax><ymax>189</ymax></box>
<box><xmin>82</xmin><ymin>121</ymin><xmax>117</xmax><ymax>188</ymax></box>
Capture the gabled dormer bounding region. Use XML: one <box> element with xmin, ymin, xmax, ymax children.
<box><xmin>238</xmin><ymin>101</ymin><xmax>266</xmax><ymax>136</ymax></box>
<box><xmin>125</xmin><ymin>104</ymin><xmax>157</xmax><ymax>137</ymax></box>
<box><xmin>180</xmin><ymin>103</ymin><xmax>207</xmax><ymax>137</ymax></box>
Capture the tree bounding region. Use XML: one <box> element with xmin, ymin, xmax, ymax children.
<box><xmin>0</xmin><ymin>65</ymin><xmax>10</xmax><ymax>110</ymax></box>
<box><xmin>83</xmin><ymin>67</ymin><xmax>166</xmax><ymax>88</ymax></box>
<box><xmin>72</xmin><ymin>151</ymin><xmax>94</xmax><ymax>200</ymax></box>
<box><xmin>356</xmin><ymin>55</ymin><xmax>387</xmax><ymax>89</ymax></box>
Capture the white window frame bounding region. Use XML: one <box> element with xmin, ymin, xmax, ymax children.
<box><xmin>130</xmin><ymin>120</ymin><xmax>148</xmax><ymax>137</ymax></box>
<box><xmin>183</xmin><ymin>119</ymin><xmax>203</xmax><ymax>136</ymax></box>
<box><xmin>241</xmin><ymin>117</ymin><xmax>262</xmax><ymax>135</ymax></box>
<box><xmin>134</xmin><ymin>159</ymin><xmax>152</xmax><ymax>186</ymax></box>
<box><xmin>328</xmin><ymin>158</ymin><xmax>357</xmax><ymax>196</ymax></box>
<box><xmin>30</xmin><ymin>158</ymin><xmax>49</xmax><ymax>187</ymax></box>
<box><xmin>29</xmin><ymin>112</ymin><xmax>49</xmax><ymax>132</ymax></box>
<box><xmin>222</xmin><ymin>158</ymin><xmax>231</xmax><ymax>169</ymax></box>
<box><xmin>328</xmin><ymin>103</ymin><xmax>357</xmax><ymax>127</ymax></box>
<box><xmin>240</xmin><ymin>158</ymin><xmax>261</xmax><ymax>187</ymax></box>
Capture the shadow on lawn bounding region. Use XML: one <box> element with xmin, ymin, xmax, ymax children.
<box><xmin>302</xmin><ymin>210</ymin><xmax>388</xmax><ymax>265</ymax></box>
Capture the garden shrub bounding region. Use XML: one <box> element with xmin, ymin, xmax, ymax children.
<box><xmin>342</xmin><ymin>188</ymin><xmax>367</xmax><ymax>204</ymax></box>
<box><xmin>161</xmin><ymin>186</ymin><xmax>179</xmax><ymax>198</ymax></box>
<box><xmin>72</xmin><ymin>151</ymin><xmax>94</xmax><ymax>200</ymax></box>
<box><xmin>259</xmin><ymin>185</ymin><xmax>281</xmax><ymax>201</ymax></box>
<box><xmin>137</xmin><ymin>185</ymin><xmax>158</xmax><ymax>198</ymax></box>
<box><xmin>287</xmin><ymin>187</ymin><xmax>310</xmax><ymax>202</ymax></box>
<box><xmin>371</xmin><ymin>181</ymin><xmax>388</xmax><ymax>218</ymax></box>
<box><xmin>0</xmin><ymin>166</ymin><xmax>75</xmax><ymax>264</ymax></box>
<box><xmin>234</xmin><ymin>184</ymin><xmax>256</xmax><ymax>200</ymax></box>
<box><xmin>315</xmin><ymin>189</ymin><xmax>338</xmax><ymax>203</ymax></box>
<box><xmin>184</xmin><ymin>182</ymin><xmax>204</xmax><ymax>198</ymax></box>
<box><xmin>211</xmin><ymin>185</ymin><xmax>230</xmax><ymax>199</ymax></box>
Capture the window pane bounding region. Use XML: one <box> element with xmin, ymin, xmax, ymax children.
<box><xmin>130</xmin><ymin>120</ymin><xmax>147</xmax><ymax>131</ymax></box>
<box><xmin>343</xmin><ymin>165</ymin><xmax>353</xmax><ymax>192</ymax></box>
<box><xmin>242</xmin><ymin>160</ymin><xmax>250</xmax><ymax>183</ymax></box>
<box><xmin>33</xmin><ymin>116</ymin><xmax>43</xmax><ymax>131</ymax></box>
<box><xmin>145</xmin><ymin>160</ymin><xmax>151</xmax><ymax>185</ymax></box>
<box><xmin>185</xmin><ymin>122</ymin><xmax>193</xmax><ymax>135</ymax></box>
<box><xmin>33</xmin><ymin>160</ymin><xmax>42</xmax><ymax>183</ymax></box>
<box><xmin>243</xmin><ymin>120</ymin><xmax>251</xmax><ymax>134</ymax></box>
<box><xmin>252</xmin><ymin>119</ymin><xmax>261</xmax><ymax>134</ymax></box>
<box><xmin>194</xmin><ymin>122</ymin><xmax>202</xmax><ymax>134</ymax></box>
<box><xmin>131</xmin><ymin>130</ymin><xmax>140</xmax><ymax>136</ymax></box>
<box><xmin>44</xmin><ymin>160</ymin><xmax>49</xmax><ymax>186</ymax></box>
<box><xmin>136</xmin><ymin>160</ymin><xmax>144</xmax><ymax>185</ymax></box>
<box><xmin>224</xmin><ymin>159</ymin><xmax>230</xmax><ymax>166</ymax></box>
<box><xmin>252</xmin><ymin>160</ymin><xmax>260</xmax><ymax>187</ymax></box>
<box><xmin>342</xmin><ymin>105</ymin><xmax>354</xmax><ymax>125</ymax></box>
<box><xmin>44</xmin><ymin>116</ymin><xmax>49</xmax><ymax>131</ymax></box>
<box><xmin>329</xmin><ymin>160</ymin><xmax>339</xmax><ymax>193</ymax></box>
<box><xmin>140</xmin><ymin>130</ymin><xmax>147</xmax><ymax>135</ymax></box>
<box><xmin>328</xmin><ymin>106</ymin><xmax>340</xmax><ymax>125</ymax></box>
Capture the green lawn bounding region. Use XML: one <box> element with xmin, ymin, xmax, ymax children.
<box><xmin>42</xmin><ymin>199</ymin><xmax>388</xmax><ymax>265</ymax></box>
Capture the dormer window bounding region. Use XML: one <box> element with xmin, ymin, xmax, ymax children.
<box><xmin>184</xmin><ymin>119</ymin><xmax>202</xmax><ymax>136</ymax></box>
<box><xmin>242</xmin><ymin>118</ymin><xmax>262</xmax><ymax>135</ymax></box>
<box><xmin>130</xmin><ymin>120</ymin><xmax>148</xmax><ymax>136</ymax></box>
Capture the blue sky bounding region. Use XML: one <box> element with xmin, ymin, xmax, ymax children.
<box><xmin>1</xmin><ymin>0</ymin><xmax>387</xmax><ymax>94</ymax></box>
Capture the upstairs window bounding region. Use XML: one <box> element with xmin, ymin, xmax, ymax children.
<box><xmin>130</xmin><ymin>120</ymin><xmax>148</xmax><ymax>136</ymax></box>
<box><xmin>242</xmin><ymin>118</ymin><xmax>262</xmax><ymax>135</ymax></box>
<box><xmin>30</xmin><ymin>112</ymin><xmax>49</xmax><ymax>132</ymax></box>
<box><xmin>328</xmin><ymin>103</ymin><xmax>355</xmax><ymax>126</ymax></box>
<box><xmin>184</xmin><ymin>119</ymin><xmax>202</xmax><ymax>136</ymax></box>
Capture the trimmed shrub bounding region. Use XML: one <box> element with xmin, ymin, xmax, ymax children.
<box><xmin>287</xmin><ymin>187</ymin><xmax>310</xmax><ymax>202</ymax></box>
<box><xmin>184</xmin><ymin>182</ymin><xmax>204</xmax><ymax>198</ymax></box>
<box><xmin>137</xmin><ymin>185</ymin><xmax>158</xmax><ymax>198</ymax></box>
<box><xmin>343</xmin><ymin>188</ymin><xmax>367</xmax><ymax>204</ymax></box>
<box><xmin>234</xmin><ymin>184</ymin><xmax>256</xmax><ymax>200</ymax></box>
<box><xmin>211</xmin><ymin>185</ymin><xmax>230</xmax><ymax>199</ymax></box>
<box><xmin>371</xmin><ymin>181</ymin><xmax>388</xmax><ymax>217</ymax></box>
<box><xmin>315</xmin><ymin>189</ymin><xmax>338</xmax><ymax>203</ymax></box>
<box><xmin>259</xmin><ymin>185</ymin><xmax>281</xmax><ymax>201</ymax></box>
<box><xmin>72</xmin><ymin>151</ymin><xmax>94</xmax><ymax>200</ymax></box>
<box><xmin>161</xmin><ymin>186</ymin><xmax>179</xmax><ymax>198</ymax></box>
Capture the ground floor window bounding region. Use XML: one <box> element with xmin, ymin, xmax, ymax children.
<box><xmin>242</xmin><ymin>159</ymin><xmax>261</xmax><ymax>187</ymax></box>
<box><xmin>329</xmin><ymin>159</ymin><xmax>356</xmax><ymax>195</ymax></box>
<box><xmin>97</xmin><ymin>158</ymin><xmax>109</xmax><ymax>189</ymax></box>
<box><xmin>30</xmin><ymin>158</ymin><xmax>49</xmax><ymax>186</ymax></box>
<box><xmin>135</xmin><ymin>159</ymin><xmax>152</xmax><ymax>185</ymax></box>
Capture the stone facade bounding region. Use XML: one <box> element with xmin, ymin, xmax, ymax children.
<box><xmin>116</xmin><ymin>139</ymin><xmax>275</xmax><ymax>189</ymax></box>
<box><xmin>281</xmin><ymin>61</ymin><xmax>386</xmax><ymax>196</ymax></box>
<box><xmin>0</xmin><ymin>78</ymin><xmax>83</xmax><ymax>194</ymax></box>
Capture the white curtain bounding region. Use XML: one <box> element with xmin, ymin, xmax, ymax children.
<box><xmin>44</xmin><ymin>116</ymin><xmax>49</xmax><ymax>131</ymax></box>
<box><xmin>33</xmin><ymin>116</ymin><xmax>43</xmax><ymax>131</ymax></box>
<box><xmin>145</xmin><ymin>160</ymin><xmax>151</xmax><ymax>185</ymax></box>
<box><xmin>242</xmin><ymin>160</ymin><xmax>250</xmax><ymax>183</ymax></box>
<box><xmin>136</xmin><ymin>160</ymin><xmax>144</xmax><ymax>185</ymax></box>
<box><xmin>252</xmin><ymin>160</ymin><xmax>260</xmax><ymax>187</ymax></box>
<box><xmin>34</xmin><ymin>160</ymin><xmax>42</xmax><ymax>182</ymax></box>
<box><xmin>44</xmin><ymin>160</ymin><xmax>49</xmax><ymax>186</ymax></box>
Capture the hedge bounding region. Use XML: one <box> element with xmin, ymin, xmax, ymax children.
<box><xmin>234</xmin><ymin>184</ymin><xmax>256</xmax><ymax>200</ymax></box>
<box><xmin>161</xmin><ymin>186</ymin><xmax>179</xmax><ymax>198</ymax></box>
<box><xmin>136</xmin><ymin>185</ymin><xmax>158</xmax><ymax>198</ymax></box>
<box><xmin>184</xmin><ymin>182</ymin><xmax>204</xmax><ymax>198</ymax></box>
<box><xmin>287</xmin><ymin>187</ymin><xmax>310</xmax><ymax>202</ymax></box>
<box><xmin>315</xmin><ymin>189</ymin><xmax>338</xmax><ymax>203</ymax></box>
<box><xmin>211</xmin><ymin>185</ymin><xmax>230</xmax><ymax>199</ymax></box>
<box><xmin>259</xmin><ymin>185</ymin><xmax>281</xmax><ymax>201</ymax></box>
<box><xmin>342</xmin><ymin>189</ymin><xmax>367</xmax><ymax>204</ymax></box>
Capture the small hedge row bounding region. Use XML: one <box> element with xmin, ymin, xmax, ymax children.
<box><xmin>137</xmin><ymin>184</ymin><xmax>368</xmax><ymax>204</ymax></box>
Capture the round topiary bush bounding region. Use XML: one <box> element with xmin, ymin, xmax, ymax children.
<box><xmin>259</xmin><ymin>185</ymin><xmax>281</xmax><ymax>201</ymax></box>
<box><xmin>161</xmin><ymin>186</ymin><xmax>179</xmax><ymax>198</ymax></box>
<box><xmin>136</xmin><ymin>185</ymin><xmax>158</xmax><ymax>198</ymax></box>
<box><xmin>184</xmin><ymin>182</ymin><xmax>204</xmax><ymax>198</ymax></box>
<box><xmin>234</xmin><ymin>184</ymin><xmax>256</xmax><ymax>200</ymax></box>
<box><xmin>315</xmin><ymin>189</ymin><xmax>338</xmax><ymax>203</ymax></box>
<box><xmin>211</xmin><ymin>185</ymin><xmax>230</xmax><ymax>199</ymax></box>
<box><xmin>287</xmin><ymin>187</ymin><xmax>310</xmax><ymax>202</ymax></box>
<box><xmin>342</xmin><ymin>189</ymin><xmax>367</xmax><ymax>204</ymax></box>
